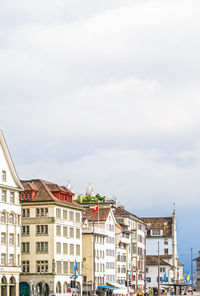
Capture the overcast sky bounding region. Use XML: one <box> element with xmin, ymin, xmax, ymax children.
<box><xmin>0</xmin><ymin>0</ymin><xmax>200</xmax><ymax>271</ymax></box>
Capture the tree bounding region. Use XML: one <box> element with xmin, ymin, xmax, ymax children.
<box><xmin>76</xmin><ymin>193</ymin><xmax>106</xmax><ymax>203</ymax></box>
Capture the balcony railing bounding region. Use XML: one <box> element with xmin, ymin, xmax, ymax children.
<box><xmin>82</xmin><ymin>226</ymin><xmax>106</xmax><ymax>235</ymax></box>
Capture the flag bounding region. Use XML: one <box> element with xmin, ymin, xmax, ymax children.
<box><xmin>185</xmin><ymin>273</ymin><xmax>190</xmax><ymax>283</ymax></box>
<box><xmin>129</xmin><ymin>267</ymin><xmax>134</xmax><ymax>279</ymax></box>
<box><xmin>74</xmin><ymin>260</ymin><xmax>78</xmax><ymax>279</ymax></box>
<box><xmin>92</xmin><ymin>201</ymin><xmax>98</xmax><ymax>213</ymax></box>
<box><xmin>161</xmin><ymin>272</ymin><xmax>167</xmax><ymax>284</ymax></box>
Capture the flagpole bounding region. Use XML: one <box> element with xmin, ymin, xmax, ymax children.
<box><xmin>98</xmin><ymin>200</ymin><xmax>99</xmax><ymax>226</ymax></box>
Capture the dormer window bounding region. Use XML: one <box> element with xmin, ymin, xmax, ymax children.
<box><xmin>2</xmin><ymin>170</ymin><xmax>6</xmax><ymax>182</ymax></box>
<box><xmin>151</xmin><ymin>229</ymin><xmax>163</xmax><ymax>236</ymax></box>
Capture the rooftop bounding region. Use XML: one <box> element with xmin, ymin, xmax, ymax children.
<box><xmin>141</xmin><ymin>216</ymin><xmax>173</xmax><ymax>237</ymax></box>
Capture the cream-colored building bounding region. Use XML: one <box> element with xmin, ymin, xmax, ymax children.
<box><xmin>0</xmin><ymin>130</ymin><xmax>23</xmax><ymax>296</ymax></box>
<box><xmin>113</xmin><ymin>206</ymin><xmax>146</xmax><ymax>291</ymax></box>
<box><xmin>19</xmin><ymin>179</ymin><xmax>82</xmax><ymax>296</ymax></box>
<box><xmin>115</xmin><ymin>223</ymin><xmax>131</xmax><ymax>286</ymax></box>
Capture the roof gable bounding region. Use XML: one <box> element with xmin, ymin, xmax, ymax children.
<box><xmin>0</xmin><ymin>130</ymin><xmax>23</xmax><ymax>190</ymax></box>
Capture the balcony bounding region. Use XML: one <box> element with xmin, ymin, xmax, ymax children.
<box><xmin>82</xmin><ymin>226</ymin><xmax>106</xmax><ymax>236</ymax></box>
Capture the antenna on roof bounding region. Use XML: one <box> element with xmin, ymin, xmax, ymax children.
<box><xmin>173</xmin><ymin>202</ymin><xmax>176</xmax><ymax>215</ymax></box>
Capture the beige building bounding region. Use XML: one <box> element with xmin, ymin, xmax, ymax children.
<box><xmin>0</xmin><ymin>130</ymin><xmax>23</xmax><ymax>296</ymax></box>
<box><xmin>19</xmin><ymin>179</ymin><xmax>82</xmax><ymax>296</ymax></box>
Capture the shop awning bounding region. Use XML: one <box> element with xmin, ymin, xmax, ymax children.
<box><xmin>98</xmin><ymin>285</ymin><xmax>120</xmax><ymax>289</ymax></box>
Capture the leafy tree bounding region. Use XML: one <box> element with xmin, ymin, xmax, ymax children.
<box><xmin>76</xmin><ymin>193</ymin><xmax>106</xmax><ymax>203</ymax></box>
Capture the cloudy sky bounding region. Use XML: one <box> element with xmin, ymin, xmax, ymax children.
<box><xmin>1</xmin><ymin>0</ymin><xmax>200</xmax><ymax>271</ymax></box>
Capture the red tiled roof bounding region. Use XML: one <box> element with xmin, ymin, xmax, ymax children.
<box><xmin>141</xmin><ymin>217</ymin><xmax>173</xmax><ymax>237</ymax></box>
<box><xmin>20</xmin><ymin>179</ymin><xmax>81</xmax><ymax>209</ymax></box>
<box><xmin>113</xmin><ymin>206</ymin><xmax>144</xmax><ymax>223</ymax></box>
<box><xmin>83</xmin><ymin>207</ymin><xmax>111</xmax><ymax>222</ymax></box>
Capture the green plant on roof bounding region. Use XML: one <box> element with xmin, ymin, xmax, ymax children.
<box><xmin>76</xmin><ymin>193</ymin><xmax>106</xmax><ymax>203</ymax></box>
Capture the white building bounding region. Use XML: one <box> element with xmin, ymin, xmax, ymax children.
<box><xmin>0</xmin><ymin>130</ymin><xmax>23</xmax><ymax>296</ymax></box>
<box><xmin>141</xmin><ymin>211</ymin><xmax>183</xmax><ymax>284</ymax></box>
<box><xmin>19</xmin><ymin>179</ymin><xmax>82</xmax><ymax>296</ymax></box>
<box><xmin>146</xmin><ymin>255</ymin><xmax>174</xmax><ymax>289</ymax></box>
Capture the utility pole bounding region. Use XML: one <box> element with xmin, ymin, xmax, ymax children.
<box><xmin>158</xmin><ymin>242</ymin><xmax>160</xmax><ymax>296</ymax></box>
<box><xmin>93</xmin><ymin>220</ymin><xmax>96</xmax><ymax>295</ymax></box>
<box><xmin>191</xmin><ymin>248</ymin><xmax>193</xmax><ymax>295</ymax></box>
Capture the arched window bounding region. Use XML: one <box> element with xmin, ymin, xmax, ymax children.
<box><xmin>1</xmin><ymin>212</ymin><xmax>6</xmax><ymax>223</ymax></box>
<box><xmin>56</xmin><ymin>282</ymin><xmax>61</xmax><ymax>293</ymax></box>
<box><xmin>63</xmin><ymin>282</ymin><xmax>68</xmax><ymax>293</ymax></box>
<box><xmin>9</xmin><ymin>213</ymin><xmax>14</xmax><ymax>224</ymax></box>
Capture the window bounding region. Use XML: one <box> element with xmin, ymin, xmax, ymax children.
<box><xmin>63</xmin><ymin>227</ymin><xmax>68</xmax><ymax>237</ymax></box>
<box><xmin>56</xmin><ymin>225</ymin><xmax>61</xmax><ymax>236</ymax></box>
<box><xmin>164</xmin><ymin>248</ymin><xmax>168</xmax><ymax>255</ymax></box>
<box><xmin>56</xmin><ymin>208</ymin><xmax>61</xmax><ymax>218</ymax></box>
<box><xmin>36</xmin><ymin>242</ymin><xmax>48</xmax><ymax>253</ymax></box>
<box><xmin>10</xmin><ymin>192</ymin><xmax>14</xmax><ymax>203</ymax></box>
<box><xmin>1</xmin><ymin>212</ymin><xmax>6</xmax><ymax>223</ymax></box>
<box><xmin>22</xmin><ymin>242</ymin><xmax>30</xmax><ymax>253</ymax></box>
<box><xmin>76</xmin><ymin>229</ymin><xmax>80</xmax><ymax>239</ymax></box>
<box><xmin>1</xmin><ymin>232</ymin><xmax>6</xmax><ymax>244</ymax></box>
<box><xmin>9</xmin><ymin>233</ymin><xmax>14</xmax><ymax>245</ymax></box>
<box><xmin>56</xmin><ymin>242</ymin><xmax>61</xmax><ymax>254</ymax></box>
<box><xmin>160</xmin><ymin>267</ymin><xmax>166</xmax><ymax>272</ymax></box>
<box><xmin>76</xmin><ymin>212</ymin><xmax>80</xmax><ymax>222</ymax></box>
<box><xmin>63</xmin><ymin>210</ymin><xmax>68</xmax><ymax>220</ymax></box>
<box><xmin>146</xmin><ymin>267</ymin><xmax>149</xmax><ymax>273</ymax></box>
<box><xmin>70</xmin><ymin>262</ymin><xmax>74</xmax><ymax>274</ymax></box>
<box><xmin>63</xmin><ymin>243</ymin><xmax>68</xmax><ymax>254</ymax></box>
<box><xmin>36</xmin><ymin>208</ymin><xmax>48</xmax><ymax>217</ymax></box>
<box><xmin>22</xmin><ymin>261</ymin><xmax>30</xmax><ymax>273</ymax></box>
<box><xmin>1</xmin><ymin>190</ymin><xmax>6</xmax><ymax>202</ymax></box>
<box><xmin>69</xmin><ymin>211</ymin><xmax>74</xmax><ymax>221</ymax></box>
<box><xmin>164</xmin><ymin>238</ymin><xmax>168</xmax><ymax>245</ymax></box>
<box><xmin>22</xmin><ymin>225</ymin><xmax>30</xmax><ymax>236</ymax></box>
<box><xmin>63</xmin><ymin>261</ymin><xmax>68</xmax><ymax>273</ymax></box>
<box><xmin>152</xmin><ymin>229</ymin><xmax>161</xmax><ymax>236</ymax></box>
<box><xmin>70</xmin><ymin>244</ymin><xmax>74</xmax><ymax>255</ymax></box>
<box><xmin>36</xmin><ymin>225</ymin><xmax>48</xmax><ymax>235</ymax></box>
<box><xmin>57</xmin><ymin>261</ymin><xmax>62</xmax><ymax>273</ymax></box>
<box><xmin>17</xmin><ymin>234</ymin><xmax>20</xmax><ymax>246</ymax></box>
<box><xmin>76</xmin><ymin>245</ymin><xmax>80</xmax><ymax>256</ymax></box>
<box><xmin>70</xmin><ymin>228</ymin><xmax>74</xmax><ymax>238</ymax></box>
<box><xmin>9</xmin><ymin>213</ymin><xmax>14</xmax><ymax>224</ymax></box>
<box><xmin>9</xmin><ymin>254</ymin><xmax>14</xmax><ymax>265</ymax></box>
<box><xmin>37</xmin><ymin>261</ymin><xmax>48</xmax><ymax>273</ymax></box>
<box><xmin>1</xmin><ymin>253</ymin><xmax>6</xmax><ymax>265</ymax></box>
<box><xmin>2</xmin><ymin>170</ymin><xmax>6</xmax><ymax>182</ymax></box>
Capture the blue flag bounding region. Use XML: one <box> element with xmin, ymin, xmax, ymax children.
<box><xmin>161</xmin><ymin>272</ymin><xmax>167</xmax><ymax>284</ymax></box>
<box><xmin>74</xmin><ymin>260</ymin><xmax>78</xmax><ymax>279</ymax></box>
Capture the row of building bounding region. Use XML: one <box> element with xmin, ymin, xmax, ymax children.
<box><xmin>0</xmin><ymin>130</ymin><xmax>183</xmax><ymax>296</ymax></box>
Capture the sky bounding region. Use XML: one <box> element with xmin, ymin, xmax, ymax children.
<box><xmin>0</xmin><ymin>0</ymin><xmax>200</xmax><ymax>274</ymax></box>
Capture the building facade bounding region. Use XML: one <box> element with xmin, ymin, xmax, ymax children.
<box><xmin>146</xmin><ymin>255</ymin><xmax>174</xmax><ymax>289</ymax></box>
<box><xmin>113</xmin><ymin>206</ymin><xmax>146</xmax><ymax>291</ymax></box>
<box><xmin>141</xmin><ymin>210</ymin><xmax>183</xmax><ymax>284</ymax></box>
<box><xmin>194</xmin><ymin>251</ymin><xmax>200</xmax><ymax>291</ymax></box>
<box><xmin>19</xmin><ymin>179</ymin><xmax>82</xmax><ymax>296</ymax></box>
<box><xmin>82</xmin><ymin>207</ymin><xmax>116</xmax><ymax>294</ymax></box>
<box><xmin>0</xmin><ymin>130</ymin><xmax>23</xmax><ymax>296</ymax></box>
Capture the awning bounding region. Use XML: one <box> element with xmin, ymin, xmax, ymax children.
<box><xmin>98</xmin><ymin>285</ymin><xmax>120</xmax><ymax>290</ymax></box>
